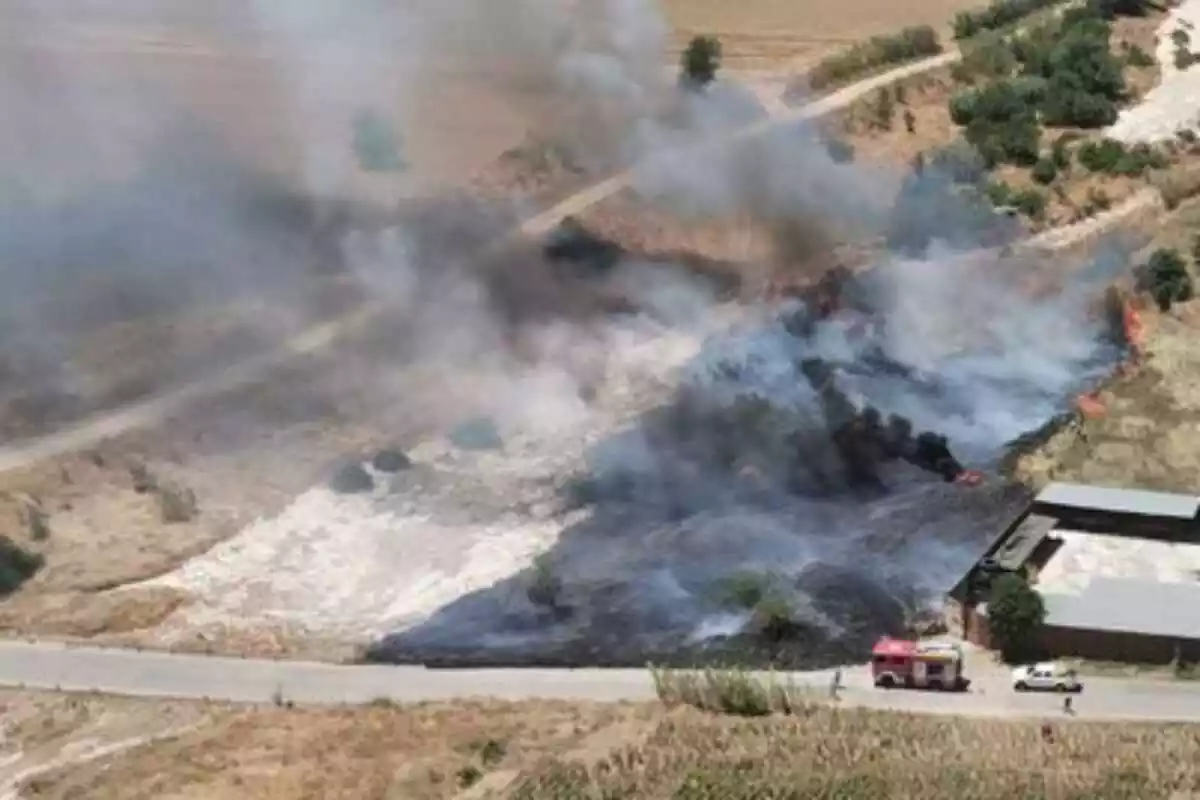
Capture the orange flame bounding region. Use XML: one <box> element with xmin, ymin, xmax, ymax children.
<box><xmin>955</xmin><ymin>469</ymin><xmax>984</xmax><ymax>487</ymax></box>
<box><xmin>1123</xmin><ymin>301</ymin><xmax>1144</xmax><ymax>355</ymax></box>
<box><xmin>1076</xmin><ymin>394</ymin><xmax>1106</xmax><ymax>419</ymax></box>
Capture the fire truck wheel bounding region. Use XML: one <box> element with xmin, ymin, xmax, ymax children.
<box><xmin>876</xmin><ymin>675</ymin><xmax>896</xmax><ymax>689</ymax></box>
<box><xmin>1014</xmin><ymin>681</ymin><xmax>1028</xmax><ymax>692</ymax></box>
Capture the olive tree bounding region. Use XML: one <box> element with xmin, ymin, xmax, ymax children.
<box><xmin>987</xmin><ymin>572</ymin><xmax>1046</xmax><ymax>663</ymax></box>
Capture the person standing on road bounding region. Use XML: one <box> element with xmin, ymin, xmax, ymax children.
<box><xmin>1063</xmin><ymin>694</ymin><xmax>1074</xmax><ymax>715</ymax></box>
<box><xmin>830</xmin><ymin>668</ymin><xmax>843</xmax><ymax>698</ymax></box>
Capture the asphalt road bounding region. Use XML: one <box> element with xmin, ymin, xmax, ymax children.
<box><xmin>3</xmin><ymin>640</ymin><xmax>1200</xmax><ymax>721</ymax></box>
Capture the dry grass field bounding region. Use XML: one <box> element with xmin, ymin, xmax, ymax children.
<box><xmin>1013</xmin><ymin>196</ymin><xmax>1200</xmax><ymax>492</ymax></box>
<box><xmin>663</xmin><ymin>0</ymin><xmax>987</xmax><ymax>71</ymax></box>
<box><xmin>4</xmin><ymin>684</ymin><xmax>1200</xmax><ymax>800</ymax></box>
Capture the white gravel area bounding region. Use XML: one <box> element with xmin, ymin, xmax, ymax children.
<box><xmin>1108</xmin><ymin>0</ymin><xmax>1200</xmax><ymax>142</ymax></box>
<box><xmin>135</xmin><ymin>315</ymin><xmax>716</xmax><ymax>640</ymax></box>
<box><xmin>1035</xmin><ymin>528</ymin><xmax>1200</xmax><ymax>595</ymax></box>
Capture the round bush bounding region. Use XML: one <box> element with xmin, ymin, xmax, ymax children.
<box><xmin>330</xmin><ymin>462</ymin><xmax>375</xmax><ymax>494</ymax></box>
<box><xmin>371</xmin><ymin>448</ymin><xmax>412</xmax><ymax>473</ymax></box>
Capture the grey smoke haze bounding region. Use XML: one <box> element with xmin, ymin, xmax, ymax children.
<box><xmin>0</xmin><ymin>0</ymin><xmax>1130</xmax><ymax>662</ymax></box>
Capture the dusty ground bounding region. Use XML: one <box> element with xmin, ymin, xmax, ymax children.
<box><xmin>5</xmin><ymin>689</ymin><xmax>1200</xmax><ymax>799</ymax></box>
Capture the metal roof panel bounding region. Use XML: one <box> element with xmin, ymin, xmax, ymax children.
<box><xmin>1035</xmin><ymin>482</ymin><xmax>1200</xmax><ymax>520</ymax></box>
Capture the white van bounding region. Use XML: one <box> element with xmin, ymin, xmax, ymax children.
<box><xmin>1011</xmin><ymin>662</ymin><xmax>1083</xmax><ymax>693</ymax></box>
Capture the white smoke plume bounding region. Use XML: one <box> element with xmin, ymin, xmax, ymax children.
<box><xmin>0</xmin><ymin>0</ymin><xmax>1130</xmax><ymax>666</ymax></box>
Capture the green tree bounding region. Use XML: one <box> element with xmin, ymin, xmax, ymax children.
<box><xmin>1031</xmin><ymin>156</ymin><xmax>1058</xmax><ymax>184</ymax></box>
<box><xmin>1012</xmin><ymin>186</ymin><xmax>1048</xmax><ymax>219</ymax></box>
<box><xmin>681</xmin><ymin>35</ymin><xmax>722</xmax><ymax>88</ymax></box>
<box><xmin>987</xmin><ymin>573</ymin><xmax>1046</xmax><ymax>663</ymax></box>
<box><xmin>1144</xmin><ymin>248</ymin><xmax>1194</xmax><ymax>311</ymax></box>
<box><xmin>526</xmin><ymin>554</ymin><xmax>564</xmax><ymax>611</ymax></box>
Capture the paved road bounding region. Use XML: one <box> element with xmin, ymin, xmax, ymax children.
<box><xmin>3</xmin><ymin>640</ymin><xmax>1200</xmax><ymax>721</ymax></box>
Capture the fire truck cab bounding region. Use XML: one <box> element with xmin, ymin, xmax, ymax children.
<box><xmin>871</xmin><ymin>637</ymin><xmax>966</xmax><ymax>691</ymax></box>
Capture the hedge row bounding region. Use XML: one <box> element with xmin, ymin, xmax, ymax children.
<box><xmin>953</xmin><ymin>0</ymin><xmax>1066</xmax><ymax>40</ymax></box>
<box><xmin>809</xmin><ymin>26</ymin><xmax>942</xmax><ymax>91</ymax></box>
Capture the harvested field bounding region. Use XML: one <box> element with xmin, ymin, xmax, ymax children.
<box><xmin>663</xmin><ymin>0</ymin><xmax>983</xmax><ymax>71</ymax></box>
<box><xmin>8</xmin><ymin>690</ymin><xmax>1200</xmax><ymax>800</ymax></box>
<box><xmin>508</xmin><ymin>703</ymin><xmax>1200</xmax><ymax>799</ymax></box>
<box><xmin>13</xmin><ymin>694</ymin><xmax>658</xmax><ymax>800</ymax></box>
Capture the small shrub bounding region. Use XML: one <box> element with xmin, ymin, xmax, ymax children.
<box><xmin>987</xmin><ymin>573</ymin><xmax>1046</xmax><ymax>663</ymax></box>
<box><xmin>23</xmin><ymin>500</ymin><xmax>49</xmax><ymax>542</ymax></box>
<box><xmin>1125</xmin><ymin>43</ymin><xmax>1154</xmax><ymax>67</ymax></box>
<box><xmin>370</xmin><ymin>448</ymin><xmax>411</xmax><ymax>473</ymax></box>
<box><xmin>526</xmin><ymin>554</ymin><xmax>563</xmax><ymax>611</ymax></box>
<box><xmin>873</xmin><ymin>87</ymin><xmax>895</xmax><ymax>129</ymax></box>
<box><xmin>1031</xmin><ymin>156</ymin><xmax>1058</xmax><ymax>184</ymax></box>
<box><xmin>1178</xmin><ymin>128</ymin><xmax>1199</xmax><ymax>145</ymax></box>
<box><xmin>650</xmin><ymin>666</ymin><xmax>815</xmax><ymax>717</ymax></box>
<box><xmin>1077</xmin><ymin>138</ymin><xmax>1127</xmax><ymax>172</ymax></box>
<box><xmin>155</xmin><ymin>482</ymin><xmax>198</xmax><ymax>524</ymax></box>
<box><xmin>329</xmin><ymin>462</ymin><xmax>375</xmax><ymax>495</ymax></box>
<box><xmin>475</xmin><ymin>738</ymin><xmax>507</xmax><ymax>767</ymax></box>
<box><xmin>1144</xmin><ymin>247</ymin><xmax>1194</xmax><ymax>310</ymax></box>
<box><xmin>824</xmin><ymin>137</ymin><xmax>855</xmax><ymax>164</ymax></box>
<box><xmin>986</xmin><ymin>179</ymin><xmax>1016</xmax><ymax>207</ymax></box>
<box><xmin>1012</xmin><ymin>187</ymin><xmax>1048</xmax><ymax>219</ymax></box>
<box><xmin>1174</xmin><ymin>46</ymin><xmax>1199</xmax><ymax>71</ymax></box>
<box><xmin>681</xmin><ymin>35</ymin><xmax>722</xmax><ymax>87</ymax></box>
<box><xmin>809</xmin><ymin>26</ymin><xmax>942</xmax><ymax>91</ymax></box>
<box><xmin>456</xmin><ymin>765</ymin><xmax>483</xmax><ymax>789</ymax></box>
<box><xmin>0</xmin><ymin>536</ymin><xmax>43</xmax><ymax>597</ymax></box>
<box><xmin>129</xmin><ymin>461</ymin><xmax>156</xmax><ymax>494</ymax></box>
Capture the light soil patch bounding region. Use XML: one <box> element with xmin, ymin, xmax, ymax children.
<box><xmin>1109</xmin><ymin>0</ymin><xmax>1200</xmax><ymax>142</ymax></box>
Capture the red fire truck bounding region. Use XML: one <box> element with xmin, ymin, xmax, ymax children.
<box><xmin>871</xmin><ymin>637</ymin><xmax>967</xmax><ymax>691</ymax></box>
